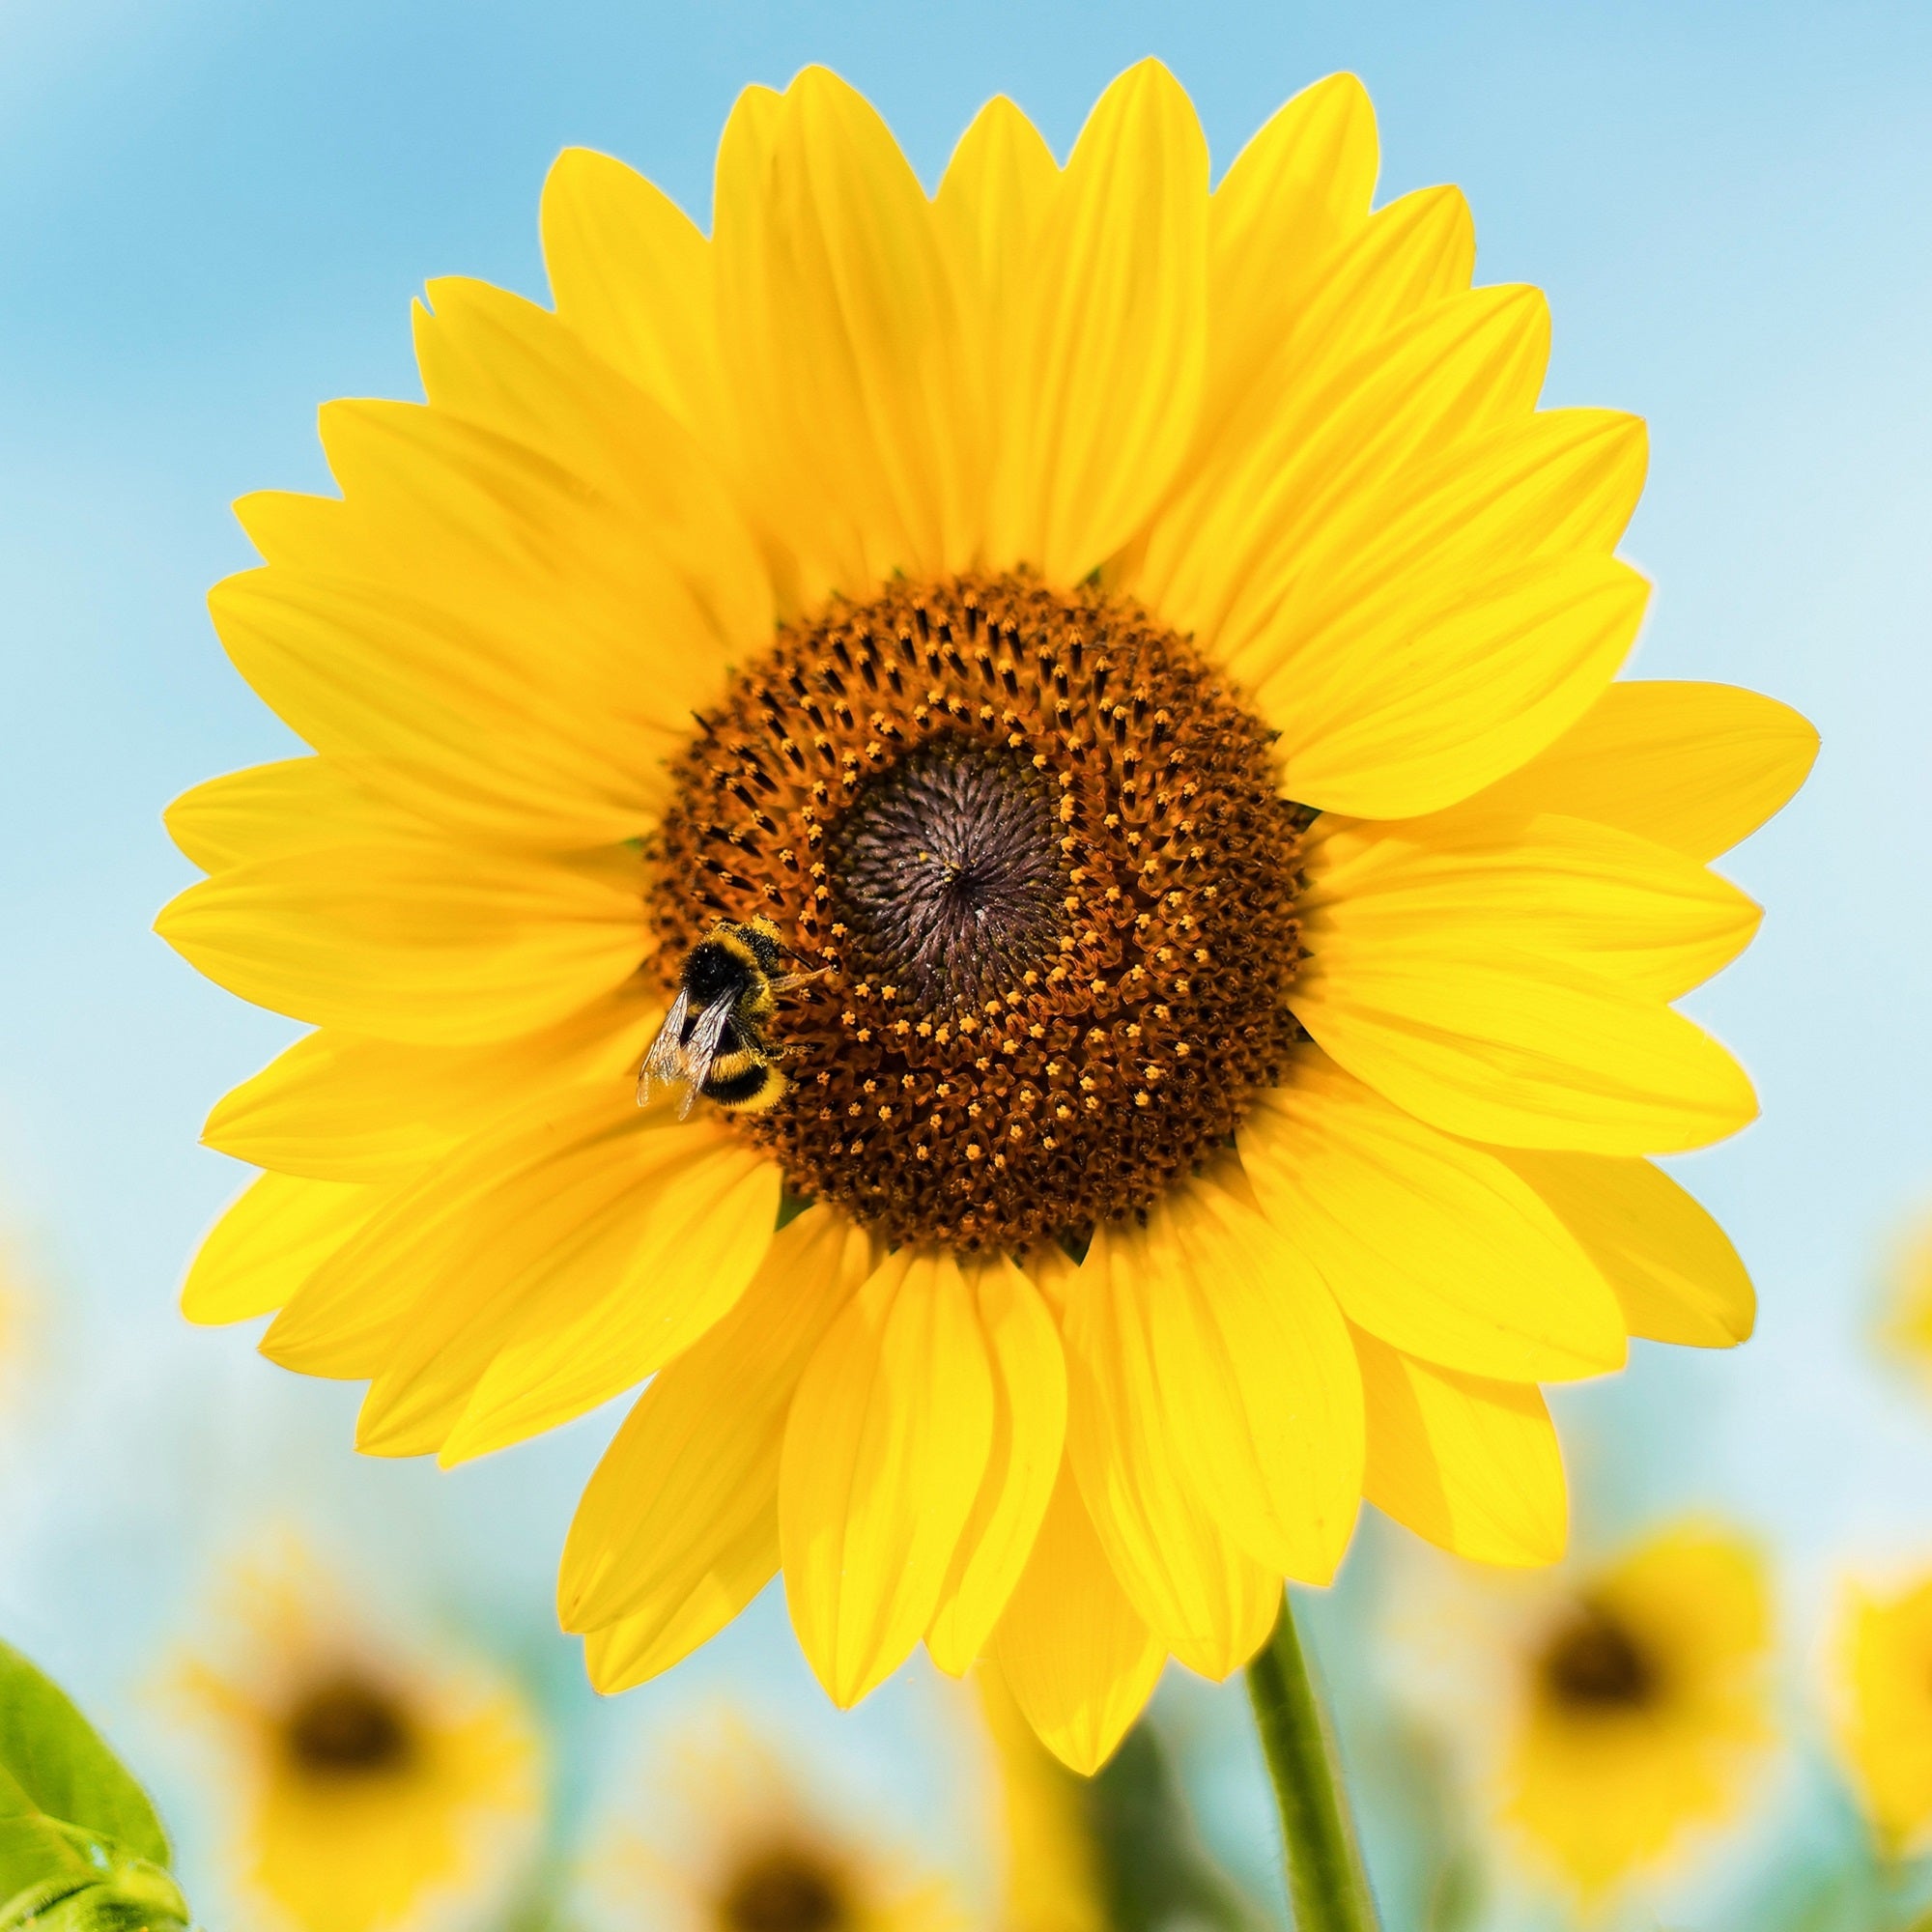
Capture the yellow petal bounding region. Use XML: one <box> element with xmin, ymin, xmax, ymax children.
<box><xmin>936</xmin><ymin>94</ymin><xmax>1060</xmax><ymax>299</ymax></box>
<box><xmin>202</xmin><ymin>992</ymin><xmax>660</xmax><ymax>1182</ymax></box>
<box><xmin>1354</xmin><ymin>1327</ymin><xmax>1567</xmax><ymax>1565</ymax></box>
<box><xmin>780</xmin><ymin>1248</ymin><xmax>996</xmax><ymax>1705</ymax></box>
<box><xmin>1293</xmin><ymin>942</ymin><xmax>1755</xmax><ymax>1157</ymax></box>
<box><xmin>318</xmin><ymin>385</ymin><xmax>764</xmax><ymax>690</ymax></box>
<box><xmin>327</xmin><ymin>1092</ymin><xmax>771</xmax><ymax>1457</ymax></box>
<box><xmin>1257</xmin><ymin>554</ymin><xmax>1647</xmax><ymax>819</ymax></box>
<box><xmin>1240</xmin><ymin>1051</ymin><xmax>1626</xmax><ymax>1381</ymax></box>
<box><xmin>1501</xmin><ymin>1151</ymin><xmax>1755</xmax><ymax>1347</ymax></box>
<box><xmin>1149</xmin><ymin>280</ymin><xmax>1548</xmax><ymax>674</ymax></box>
<box><xmin>1207</xmin><ymin>72</ymin><xmax>1378</xmax><ymax>417</ymax></box>
<box><xmin>1148</xmin><ymin>183</ymin><xmax>1472</xmax><ymax>614</ymax></box>
<box><xmin>991</xmin><ymin>1462</ymin><xmax>1165</xmax><ymax>1776</ymax></box>
<box><xmin>203</xmin><ymin>1029</ymin><xmax>478</xmax><ymax>1182</ymax></box>
<box><xmin>181</xmin><ymin>1170</ymin><xmax>389</xmax><ymax>1324</ymax></box>
<box><xmin>1143</xmin><ymin>1170</ymin><xmax>1364</xmax><ymax>1580</ymax></box>
<box><xmin>935</xmin><ymin>96</ymin><xmax>1058</xmax><ymax>486</ymax></box>
<box><xmin>977</xmin><ymin>1665</ymin><xmax>1106</xmax><ymax>1932</ymax></box>
<box><xmin>1060</xmin><ymin>1212</ymin><xmax>1286</xmax><ymax>1677</ymax></box>
<box><xmin>1293</xmin><ymin>818</ymin><xmax>1761</xmax><ymax>1154</ymax></box>
<box><xmin>994</xmin><ymin>59</ymin><xmax>1208</xmax><ymax>581</ymax></box>
<box><xmin>927</xmin><ymin>1259</ymin><xmax>1067</xmax><ymax>1675</ymax></box>
<box><xmin>440</xmin><ymin>1131</ymin><xmax>781</xmax><ymax>1465</ymax></box>
<box><xmin>408</xmin><ymin>277</ymin><xmax>766</xmax><ymax>668</ymax></box>
<box><xmin>1303</xmin><ymin>812</ymin><xmax>1762</xmax><ymax>1007</ymax></box>
<box><xmin>583</xmin><ymin>1512</ymin><xmax>779</xmax><ymax>1694</ymax></box>
<box><xmin>1264</xmin><ymin>407</ymin><xmax>1647</xmax><ymax>660</ymax></box>
<box><xmin>540</xmin><ymin>147</ymin><xmax>730</xmax><ymax>439</ymax></box>
<box><xmin>260</xmin><ymin>1253</ymin><xmax>419</xmax><ymax>1381</ymax></box>
<box><xmin>231</xmin><ymin>487</ymin><xmax>340</xmax><ymax>570</ymax></box>
<box><xmin>715</xmin><ymin>67</ymin><xmax>980</xmax><ymax>596</ymax></box>
<box><xmin>1451</xmin><ymin>680</ymin><xmax>1820</xmax><ymax>861</ymax></box>
<box><xmin>164</xmin><ymin>758</ymin><xmax>416</xmax><ymax>873</ymax></box>
<box><xmin>323</xmin><ymin>402</ymin><xmax>751</xmax><ymax>752</ymax></box>
<box><xmin>210</xmin><ymin>462</ymin><xmax>710</xmax><ymax>851</ymax></box>
<box><xmin>560</xmin><ymin>1208</ymin><xmax>874</xmax><ymax>1632</ymax></box>
<box><xmin>156</xmin><ymin>838</ymin><xmax>645</xmax><ymax>1047</ymax></box>
<box><xmin>230</xmin><ymin>324</ymin><xmax>767</xmax><ymax>845</ymax></box>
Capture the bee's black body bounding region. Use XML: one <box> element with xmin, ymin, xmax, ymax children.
<box><xmin>639</xmin><ymin>918</ymin><xmax>810</xmax><ymax>1117</ymax></box>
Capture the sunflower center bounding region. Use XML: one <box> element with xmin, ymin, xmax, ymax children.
<box><xmin>833</xmin><ymin>743</ymin><xmax>1064</xmax><ymax>1006</ymax></box>
<box><xmin>718</xmin><ymin>1846</ymin><xmax>850</xmax><ymax>1932</ymax></box>
<box><xmin>1538</xmin><ymin>1602</ymin><xmax>1659</xmax><ymax>1715</ymax></box>
<box><xmin>652</xmin><ymin>571</ymin><xmax>1308</xmax><ymax>1253</ymax></box>
<box><xmin>281</xmin><ymin>1673</ymin><xmax>416</xmax><ymax>1778</ymax></box>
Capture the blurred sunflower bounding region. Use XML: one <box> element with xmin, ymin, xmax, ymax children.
<box><xmin>158</xmin><ymin>61</ymin><xmax>1814</xmax><ymax>1771</ymax></box>
<box><xmin>1837</xmin><ymin>1571</ymin><xmax>1932</xmax><ymax>1857</ymax></box>
<box><xmin>1395</xmin><ymin>1522</ymin><xmax>1773</xmax><ymax>1902</ymax></box>
<box><xmin>171</xmin><ymin>1543</ymin><xmax>542</xmax><ymax>1932</ymax></box>
<box><xmin>582</xmin><ymin>1715</ymin><xmax>965</xmax><ymax>1932</ymax></box>
<box><xmin>1501</xmin><ymin>1525</ymin><xmax>1773</xmax><ymax>1896</ymax></box>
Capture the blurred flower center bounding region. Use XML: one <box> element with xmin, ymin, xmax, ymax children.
<box><xmin>717</xmin><ymin>1843</ymin><xmax>851</xmax><ymax>1932</ymax></box>
<box><xmin>652</xmin><ymin>571</ymin><xmax>1309</xmax><ymax>1253</ymax></box>
<box><xmin>280</xmin><ymin>1671</ymin><xmax>417</xmax><ymax>1778</ymax></box>
<box><xmin>1537</xmin><ymin>1601</ymin><xmax>1660</xmax><ymax>1714</ymax></box>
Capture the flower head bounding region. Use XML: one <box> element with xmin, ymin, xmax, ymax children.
<box><xmin>169</xmin><ymin>1542</ymin><xmax>542</xmax><ymax>1932</ymax></box>
<box><xmin>1393</xmin><ymin>1522</ymin><xmax>1775</xmax><ymax>1902</ymax></box>
<box><xmin>1502</xmin><ymin>1527</ymin><xmax>1773</xmax><ymax>1897</ymax></box>
<box><xmin>160</xmin><ymin>61</ymin><xmax>1815</xmax><ymax>1772</ymax></box>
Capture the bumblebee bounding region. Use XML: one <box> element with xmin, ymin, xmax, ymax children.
<box><xmin>637</xmin><ymin>918</ymin><xmax>822</xmax><ymax>1118</ymax></box>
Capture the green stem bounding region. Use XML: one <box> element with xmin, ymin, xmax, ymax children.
<box><xmin>1244</xmin><ymin>1589</ymin><xmax>1379</xmax><ymax>1932</ymax></box>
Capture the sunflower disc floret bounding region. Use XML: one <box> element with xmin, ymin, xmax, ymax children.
<box><xmin>654</xmin><ymin>572</ymin><xmax>1307</xmax><ymax>1251</ymax></box>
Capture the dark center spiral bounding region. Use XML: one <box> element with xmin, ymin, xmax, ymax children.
<box><xmin>832</xmin><ymin>744</ymin><xmax>1063</xmax><ymax>1006</ymax></box>
<box><xmin>651</xmin><ymin>571</ymin><xmax>1309</xmax><ymax>1253</ymax></box>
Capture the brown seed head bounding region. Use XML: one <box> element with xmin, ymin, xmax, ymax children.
<box><xmin>651</xmin><ymin>571</ymin><xmax>1308</xmax><ymax>1253</ymax></box>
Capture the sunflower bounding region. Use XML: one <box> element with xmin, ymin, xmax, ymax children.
<box><xmin>170</xmin><ymin>1542</ymin><xmax>542</xmax><ymax>1932</ymax></box>
<box><xmin>1836</xmin><ymin>1570</ymin><xmax>1932</xmax><ymax>1858</ymax></box>
<box><xmin>582</xmin><ymin>1715</ymin><xmax>966</xmax><ymax>1932</ymax></box>
<box><xmin>158</xmin><ymin>61</ymin><xmax>1815</xmax><ymax>1774</ymax></box>
<box><xmin>1392</xmin><ymin>1522</ymin><xmax>1774</xmax><ymax>1902</ymax></box>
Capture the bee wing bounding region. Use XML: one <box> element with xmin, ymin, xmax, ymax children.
<box><xmin>674</xmin><ymin>995</ymin><xmax>739</xmax><ymax>1119</ymax></box>
<box><xmin>637</xmin><ymin>988</ymin><xmax>693</xmax><ymax>1107</ymax></box>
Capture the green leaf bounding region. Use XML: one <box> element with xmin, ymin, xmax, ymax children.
<box><xmin>0</xmin><ymin>1645</ymin><xmax>168</xmax><ymax>1870</ymax></box>
<box><xmin>0</xmin><ymin>1641</ymin><xmax>171</xmax><ymax>1912</ymax></box>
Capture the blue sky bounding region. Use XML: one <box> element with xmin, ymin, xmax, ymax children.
<box><xmin>0</xmin><ymin>0</ymin><xmax>1928</xmax><ymax>1920</ymax></box>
